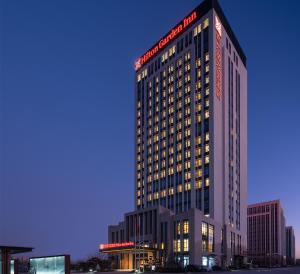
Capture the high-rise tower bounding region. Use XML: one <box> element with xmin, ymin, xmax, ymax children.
<box><xmin>101</xmin><ymin>0</ymin><xmax>247</xmax><ymax>269</ymax></box>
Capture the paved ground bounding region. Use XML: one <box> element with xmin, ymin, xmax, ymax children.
<box><xmin>90</xmin><ymin>267</ymin><xmax>300</xmax><ymax>274</ymax></box>
<box><xmin>223</xmin><ymin>267</ymin><xmax>300</xmax><ymax>274</ymax></box>
<box><xmin>226</xmin><ymin>267</ymin><xmax>300</xmax><ymax>273</ymax></box>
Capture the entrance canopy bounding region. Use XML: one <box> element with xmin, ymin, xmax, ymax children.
<box><xmin>0</xmin><ymin>246</ymin><xmax>33</xmax><ymax>254</ymax></box>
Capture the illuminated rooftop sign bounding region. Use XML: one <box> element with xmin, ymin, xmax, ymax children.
<box><xmin>215</xmin><ymin>15</ymin><xmax>222</xmax><ymax>100</ymax></box>
<box><xmin>99</xmin><ymin>242</ymin><xmax>134</xmax><ymax>250</ymax></box>
<box><xmin>135</xmin><ymin>11</ymin><xmax>197</xmax><ymax>71</ymax></box>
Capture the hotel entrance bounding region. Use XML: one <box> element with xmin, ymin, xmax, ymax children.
<box><xmin>100</xmin><ymin>242</ymin><xmax>158</xmax><ymax>271</ymax></box>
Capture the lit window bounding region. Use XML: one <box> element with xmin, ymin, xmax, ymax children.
<box><xmin>183</xmin><ymin>220</ymin><xmax>189</xmax><ymax>234</ymax></box>
<box><xmin>184</xmin><ymin>172</ymin><xmax>191</xmax><ymax>180</ymax></box>
<box><xmin>205</xmin><ymin>110</ymin><xmax>209</xmax><ymax>119</ymax></box>
<box><xmin>205</xmin><ymin>178</ymin><xmax>210</xmax><ymax>187</ymax></box>
<box><xmin>196</xmin><ymin>169</ymin><xmax>202</xmax><ymax>178</ymax></box>
<box><xmin>185</xmin><ymin>183</ymin><xmax>191</xmax><ymax>191</ymax></box>
<box><xmin>185</xmin><ymin>161</ymin><xmax>191</xmax><ymax>169</ymax></box>
<box><xmin>205</xmin><ymin>132</ymin><xmax>210</xmax><ymax>141</ymax></box>
<box><xmin>183</xmin><ymin>239</ymin><xmax>189</xmax><ymax>252</ymax></box>
<box><xmin>195</xmin><ymin>159</ymin><xmax>202</xmax><ymax>168</ymax></box>
<box><xmin>177</xmin><ymin>184</ymin><xmax>183</xmax><ymax>193</ymax></box>
<box><xmin>203</xmin><ymin>18</ymin><xmax>209</xmax><ymax>29</ymax></box>
<box><xmin>205</xmin><ymin>53</ymin><xmax>209</xmax><ymax>62</ymax></box>
<box><xmin>205</xmin><ymin>76</ymin><xmax>209</xmax><ymax>84</ymax></box>
<box><xmin>177</xmin><ymin>153</ymin><xmax>182</xmax><ymax>162</ymax></box>
<box><xmin>205</xmin><ymin>156</ymin><xmax>209</xmax><ymax>164</ymax></box>
<box><xmin>194</xmin><ymin>23</ymin><xmax>201</xmax><ymax>37</ymax></box>
<box><xmin>197</xmin><ymin>70</ymin><xmax>201</xmax><ymax>78</ymax></box>
<box><xmin>185</xmin><ymin>150</ymin><xmax>191</xmax><ymax>158</ymax></box>
<box><xmin>208</xmin><ymin>225</ymin><xmax>214</xmax><ymax>252</ymax></box>
<box><xmin>177</xmin><ymin>221</ymin><xmax>181</xmax><ymax>235</ymax></box>
<box><xmin>177</xmin><ymin>239</ymin><xmax>181</xmax><ymax>252</ymax></box>
<box><xmin>205</xmin><ymin>64</ymin><xmax>209</xmax><ymax>73</ymax></box>
<box><xmin>196</xmin><ymin>179</ymin><xmax>202</xmax><ymax>189</ymax></box>
<box><xmin>205</xmin><ymin>144</ymin><xmax>209</xmax><ymax>153</ymax></box>
<box><xmin>202</xmin><ymin>222</ymin><xmax>208</xmax><ymax>252</ymax></box>
<box><xmin>196</xmin><ymin>104</ymin><xmax>202</xmax><ymax>112</ymax></box>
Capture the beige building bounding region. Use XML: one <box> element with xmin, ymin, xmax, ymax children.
<box><xmin>247</xmin><ymin>200</ymin><xmax>286</xmax><ymax>266</ymax></box>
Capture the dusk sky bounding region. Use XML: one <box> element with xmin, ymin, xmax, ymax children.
<box><xmin>1</xmin><ymin>0</ymin><xmax>299</xmax><ymax>260</ymax></box>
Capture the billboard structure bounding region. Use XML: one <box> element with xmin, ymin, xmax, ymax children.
<box><xmin>29</xmin><ymin>255</ymin><xmax>70</xmax><ymax>274</ymax></box>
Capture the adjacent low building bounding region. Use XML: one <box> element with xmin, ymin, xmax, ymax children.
<box><xmin>102</xmin><ymin>206</ymin><xmax>224</xmax><ymax>269</ymax></box>
<box><xmin>286</xmin><ymin>226</ymin><xmax>296</xmax><ymax>265</ymax></box>
<box><xmin>247</xmin><ymin>200</ymin><xmax>286</xmax><ymax>266</ymax></box>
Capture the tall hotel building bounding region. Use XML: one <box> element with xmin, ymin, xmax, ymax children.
<box><xmin>101</xmin><ymin>0</ymin><xmax>247</xmax><ymax>269</ymax></box>
<box><xmin>247</xmin><ymin>200</ymin><xmax>286</xmax><ymax>266</ymax></box>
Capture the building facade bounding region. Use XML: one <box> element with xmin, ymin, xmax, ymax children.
<box><xmin>247</xmin><ymin>200</ymin><xmax>286</xmax><ymax>267</ymax></box>
<box><xmin>286</xmin><ymin>226</ymin><xmax>296</xmax><ymax>265</ymax></box>
<box><xmin>101</xmin><ymin>0</ymin><xmax>247</xmax><ymax>269</ymax></box>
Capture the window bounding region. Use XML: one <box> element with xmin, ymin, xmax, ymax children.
<box><xmin>195</xmin><ymin>179</ymin><xmax>202</xmax><ymax>189</ymax></box>
<box><xmin>176</xmin><ymin>221</ymin><xmax>181</xmax><ymax>235</ymax></box>
<box><xmin>205</xmin><ymin>144</ymin><xmax>209</xmax><ymax>153</ymax></box>
<box><xmin>177</xmin><ymin>184</ymin><xmax>183</xmax><ymax>193</ymax></box>
<box><xmin>202</xmin><ymin>222</ymin><xmax>208</xmax><ymax>251</ymax></box>
<box><xmin>176</xmin><ymin>239</ymin><xmax>181</xmax><ymax>252</ymax></box>
<box><xmin>205</xmin><ymin>156</ymin><xmax>209</xmax><ymax>164</ymax></box>
<box><xmin>194</xmin><ymin>23</ymin><xmax>202</xmax><ymax>37</ymax></box>
<box><xmin>203</xmin><ymin>18</ymin><xmax>209</xmax><ymax>29</ymax></box>
<box><xmin>205</xmin><ymin>76</ymin><xmax>209</xmax><ymax>84</ymax></box>
<box><xmin>183</xmin><ymin>220</ymin><xmax>189</xmax><ymax>234</ymax></box>
<box><xmin>205</xmin><ymin>110</ymin><xmax>209</xmax><ymax>119</ymax></box>
<box><xmin>205</xmin><ymin>53</ymin><xmax>209</xmax><ymax>62</ymax></box>
<box><xmin>208</xmin><ymin>225</ymin><xmax>214</xmax><ymax>252</ymax></box>
<box><xmin>205</xmin><ymin>64</ymin><xmax>209</xmax><ymax>73</ymax></box>
<box><xmin>185</xmin><ymin>183</ymin><xmax>191</xmax><ymax>191</ymax></box>
<box><xmin>183</xmin><ymin>239</ymin><xmax>189</xmax><ymax>252</ymax></box>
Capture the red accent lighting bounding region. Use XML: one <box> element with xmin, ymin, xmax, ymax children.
<box><xmin>215</xmin><ymin>16</ymin><xmax>222</xmax><ymax>100</ymax></box>
<box><xmin>99</xmin><ymin>242</ymin><xmax>135</xmax><ymax>250</ymax></box>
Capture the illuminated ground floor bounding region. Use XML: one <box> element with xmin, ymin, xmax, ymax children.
<box><xmin>100</xmin><ymin>206</ymin><xmax>247</xmax><ymax>270</ymax></box>
<box><xmin>100</xmin><ymin>245</ymin><xmax>159</xmax><ymax>271</ymax></box>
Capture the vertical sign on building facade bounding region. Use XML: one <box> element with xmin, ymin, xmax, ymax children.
<box><xmin>215</xmin><ymin>16</ymin><xmax>222</xmax><ymax>100</ymax></box>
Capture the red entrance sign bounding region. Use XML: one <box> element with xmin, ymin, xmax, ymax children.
<box><xmin>135</xmin><ymin>11</ymin><xmax>197</xmax><ymax>71</ymax></box>
<box><xmin>99</xmin><ymin>242</ymin><xmax>134</xmax><ymax>250</ymax></box>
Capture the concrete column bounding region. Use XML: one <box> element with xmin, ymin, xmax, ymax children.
<box><xmin>1</xmin><ymin>251</ymin><xmax>10</xmax><ymax>274</ymax></box>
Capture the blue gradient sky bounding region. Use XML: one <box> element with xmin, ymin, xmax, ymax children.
<box><xmin>1</xmin><ymin>0</ymin><xmax>299</xmax><ymax>260</ymax></box>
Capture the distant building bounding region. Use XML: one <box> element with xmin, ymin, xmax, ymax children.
<box><xmin>247</xmin><ymin>200</ymin><xmax>286</xmax><ymax>267</ymax></box>
<box><xmin>286</xmin><ymin>226</ymin><xmax>296</xmax><ymax>265</ymax></box>
<box><xmin>101</xmin><ymin>0</ymin><xmax>248</xmax><ymax>270</ymax></box>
